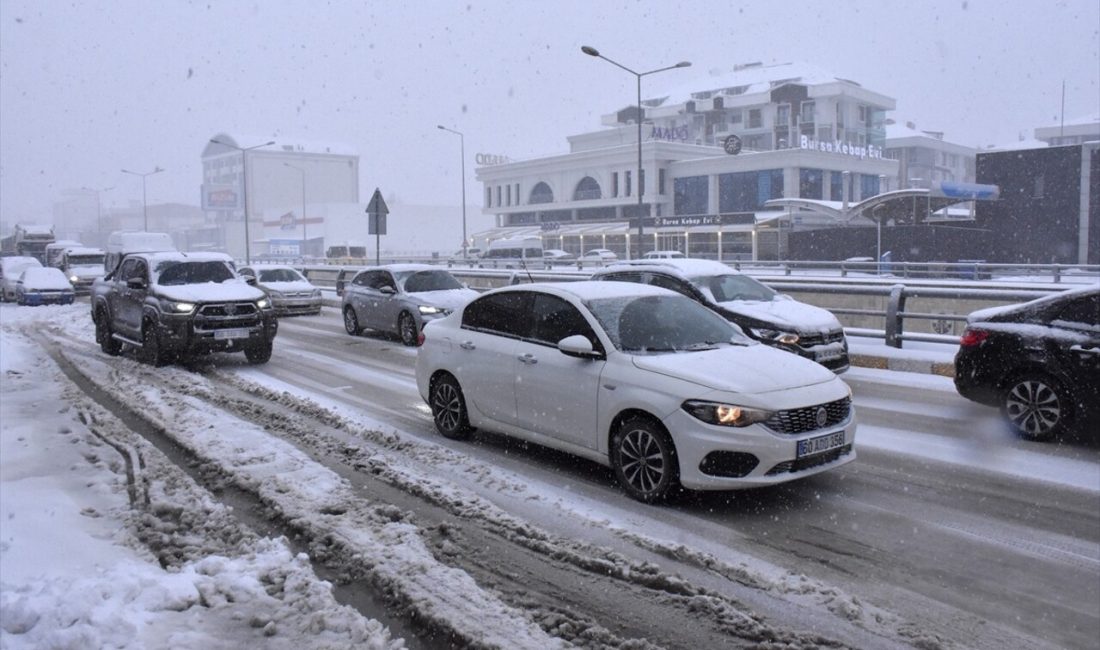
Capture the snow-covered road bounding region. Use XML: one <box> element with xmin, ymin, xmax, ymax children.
<box><xmin>2</xmin><ymin>303</ymin><xmax>1098</xmax><ymax>649</ymax></box>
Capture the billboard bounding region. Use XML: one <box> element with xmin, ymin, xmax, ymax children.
<box><xmin>202</xmin><ymin>183</ymin><xmax>241</xmax><ymax>210</ymax></box>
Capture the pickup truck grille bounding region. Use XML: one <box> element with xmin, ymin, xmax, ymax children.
<box><xmin>799</xmin><ymin>329</ymin><xmax>846</xmax><ymax>347</ymax></box>
<box><xmin>194</xmin><ymin>302</ymin><xmax>261</xmax><ymax>330</ymax></box>
<box><xmin>764</xmin><ymin>397</ymin><xmax>851</xmax><ymax>435</ymax></box>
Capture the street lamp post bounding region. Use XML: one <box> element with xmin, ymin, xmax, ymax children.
<box><xmin>582</xmin><ymin>46</ymin><xmax>690</xmax><ymax>260</ymax></box>
<box><xmin>437</xmin><ymin>125</ymin><xmax>467</xmax><ymax>260</ymax></box>
<box><xmin>209</xmin><ymin>138</ymin><xmax>275</xmax><ymax>265</ymax></box>
<box><xmin>120</xmin><ymin>167</ymin><xmax>163</xmax><ymax>231</ymax></box>
<box><xmin>82</xmin><ymin>185</ymin><xmax>114</xmax><ymax>245</ymax></box>
<box><xmin>284</xmin><ymin>163</ymin><xmax>308</xmax><ymax>259</ymax></box>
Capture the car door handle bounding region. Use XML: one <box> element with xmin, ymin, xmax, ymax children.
<box><xmin>459</xmin><ymin>341</ymin><xmax>476</xmax><ymax>350</ymax></box>
<box><xmin>1070</xmin><ymin>344</ymin><xmax>1100</xmax><ymax>356</ymax></box>
<box><xmin>518</xmin><ymin>353</ymin><xmax>538</xmax><ymax>365</ymax></box>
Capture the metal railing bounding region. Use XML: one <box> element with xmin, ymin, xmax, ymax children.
<box><xmin>298</xmin><ymin>263</ymin><xmax>1080</xmax><ymax>349</ymax></box>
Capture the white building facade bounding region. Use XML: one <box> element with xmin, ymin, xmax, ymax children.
<box><xmin>476</xmin><ymin>63</ymin><xmax>899</xmax><ymax>260</ymax></box>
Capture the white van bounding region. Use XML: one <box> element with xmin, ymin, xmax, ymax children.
<box><xmin>481</xmin><ymin>236</ymin><xmax>543</xmax><ymax>266</ymax></box>
<box><xmin>44</xmin><ymin>240</ymin><xmax>82</xmax><ymax>268</ymax></box>
<box><xmin>104</xmin><ymin>231</ymin><xmax>176</xmax><ymax>276</ymax></box>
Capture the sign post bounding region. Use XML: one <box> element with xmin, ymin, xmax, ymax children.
<box><xmin>366</xmin><ymin>188</ymin><xmax>390</xmax><ymax>265</ymax></box>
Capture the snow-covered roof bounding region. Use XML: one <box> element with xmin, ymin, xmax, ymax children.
<box><xmin>594</xmin><ymin>258</ymin><xmax>741</xmax><ymax>279</ymax></box>
<box><xmin>982</xmin><ymin>138</ymin><xmax>1050</xmax><ymax>152</ymax></box>
<box><xmin>204</xmin><ymin>133</ymin><xmax>357</xmax><ymax>157</ymax></box>
<box><xmin>500</xmin><ymin>280</ymin><xmax>672</xmax><ymax>302</ymax></box>
<box><xmin>647</xmin><ymin>62</ymin><xmax>860</xmax><ymax>107</ymax></box>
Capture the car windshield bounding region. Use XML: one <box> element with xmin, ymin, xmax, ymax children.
<box><xmin>258</xmin><ymin>268</ymin><xmax>305</xmax><ymax>282</ymax></box>
<box><xmin>693</xmin><ymin>274</ymin><xmax>777</xmax><ymax>302</ymax></box>
<box><xmin>586</xmin><ymin>293</ymin><xmax>749</xmax><ymax>353</ymax></box>
<box><xmin>67</xmin><ymin>254</ymin><xmax>105</xmax><ymax>266</ymax></box>
<box><xmin>155</xmin><ymin>260</ymin><xmax>236</xmax><ymax>286</ymax></box>
<box><xmin>398</xmin><ymin>270</ymin><xmax>463</xmax><ymax>293</ymax></box>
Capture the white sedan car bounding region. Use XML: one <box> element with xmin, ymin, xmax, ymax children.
<box><xmin>415</xmin><ymin>281</ymin><xmax>856</xmax><ymax>503</ymax></box>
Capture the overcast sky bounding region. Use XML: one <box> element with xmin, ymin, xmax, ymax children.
<box><xmin>1</xmin><ymin>0</ymin><xmax>1097</xmax><ymax>222</ymax></box>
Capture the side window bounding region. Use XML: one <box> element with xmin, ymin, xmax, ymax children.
<box><xmin>375</xmin><ymin>272</ymin><xmax>397</xmax><ymax>291</ymax></box>
<box><xmin>462</xmin><ymin>292</ymin><xmax>531</xmax><ymax>338</ymax></box>
<box><xmin>645</xmin><ymin>273</ymin><xmax>693</xmax><ymax>298</ymax></box>
<box><xmin>530</xmin><ymin>294</ymin><xmax>600</xmax><ymax>349</ymax></box>
<box><xmin>601</xmin><ymin>271</ymin><xmax>644</xmax><ymax>285</ymax></box>
<box><xmin>119</xmin><ymin>258</ymin><xmax>144</xmax><ymax>282</ymax></box>
<box><xmin>1055</xmin><ymin>295</ymin><xmax>1100</xmax><ymax>328</ymax></box>
<box><xmin>352</xmin><ymin>271</ymin><xmax>372</xmax><ymax>287</ymax></box>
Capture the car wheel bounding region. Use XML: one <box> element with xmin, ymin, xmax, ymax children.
<box><xmin>141</xmin><ymin>322</ymin><xmax>171</xmax><ymax>367</ymax></box>
<box><xmin>96</xmin><ymin>309</ymin><xmax>122</xmax><ymax>356</ymax></box>
<box><xmin>429</xmin><ymin>373</ymin><xmax>472</xmax><ymax>440</ymax></box>
<box><xmin>1002</xmin><ymin>373</ymin><xmax>1072</xmax><ymax>441</ymax></box>
<box><xmin>398</xmin><ymin>311</ymin><xmax>418</xmax><ymax>346</ymax></box>
<box><xmin>343</xmin><ymin>306</ymin><xmax>362</xmax><ymax>335</ymax></box>
<box><xmin>611</xmin><ymin>416</ymin><xmax>680</xmax><ymax>503</ymax></box>
<box><xmin>245</xmin><ymin>340</ymin><xmax>273</xmax><ymax>364</ymax></box>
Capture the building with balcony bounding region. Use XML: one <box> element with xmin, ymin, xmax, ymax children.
<box><xmin>476</xmin><ymin>63</ymin><xmax>899</xmax><ymax>260</ymax></box>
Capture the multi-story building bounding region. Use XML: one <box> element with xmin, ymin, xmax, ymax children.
<box><xmin>476</xmin><ymin>62</ymin><xmax>898</xmax><ymax>260</ymax></box>
<box><xmin>1034</xmin><ymin>113</ymin><xmax>1100</xmax><ymax>147</ymax></box>
<box><xmin>883</xmin><ymin>119</ymin><xmax>976</xmax><ymax>190</ymax></box>
<box><xmin>202</xmin><ymin>134</ymin><xmax>360</xmax><ymax>259</ymax></box>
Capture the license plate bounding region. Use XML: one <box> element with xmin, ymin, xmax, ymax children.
<box><xmin>815</xmin><ymin>348</ymin><xmax>842</xmax><ymax>362</ymax></box>
<box><xmin>214</xmin><ymin>328</ymin><xmax>251</xmax><ymax>340</ymax></box>
<box><xmin>797</xmin><ymin>431</ymin><xmax>846</xmax><ymax>458</ymax></box>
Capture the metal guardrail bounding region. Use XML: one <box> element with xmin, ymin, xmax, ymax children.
<box><xmin>298</xmin><ymin>263</ymin><xmax>1072</xmax><ymax>349</ymax></box>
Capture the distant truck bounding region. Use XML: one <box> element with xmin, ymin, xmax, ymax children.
<box><xmin>59</xmin><ymin>246</ymin><xmax>107</xmax><ymax>294</ymax></box>
<box><xmin>104</xmin><ymin>231</ymin><xmax>176</xmax><ymax>276</ymax></box>
<box><xmin>1</xmin><ymin>224</ymin><xmax>56</xmax><ymax>263</ymax></box>
<box><xmin>45</xmin><ymin>240</ymin><xmax>83</xmax><ymax>268</ymax></box>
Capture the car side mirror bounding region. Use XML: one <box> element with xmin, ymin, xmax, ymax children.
<box><xmin>243</xmin><ymin>275</ymin><xmax>257</xmax><ymax>286</ymax></box>
<box><xmin>558</xmin><ymin>334</ymin><xmax>603</xmax><ymax>359</ymax></box>
<box><xmin>126</xmin><ymin>277</ymin><xmax>147</xmax><ymax>290</ymax></box>
<box><xmin>380</xmin><ymin>286</ymin><xmax>396</xmax><ymax>295</ymax></box>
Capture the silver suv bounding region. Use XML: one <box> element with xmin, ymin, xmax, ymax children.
<box><xmin>591</xmin><ymin>259</ymin><xmax>849</xmax><ymax>372</ymax></box>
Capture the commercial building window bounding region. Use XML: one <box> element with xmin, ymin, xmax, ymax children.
<box><xmin>658</xmin><ymin>169</ymin><xmax>666</xmax><ymax>195</ymax></box>
<box><xmin>486</xmin><ymin>187</ymin><xmax>492</xmax><ymax>207</ymax></box>
<box><xmin>496</xmin><ymin>186</ymin><xmax>501</xmax><ymax>206</ymax></box>
<box><xmin>625</xmin><ymin>171</ymin><xmax>632</xmax><ymax>197</ymax></box>
<box><xmin>747</xmin><ymin>109</ymin><xmax>762</xmax><ymax>129</ymax></box>
<box><xmin>573</xmin><ymin>176</ymin><xmax>602</xmax><ymax>200</ymax></box>
<box><xmin>673</xmin><ymin>175</ymin><xmax>708</xmax><ymax>215</ymax></box>
<box><xmin>515</xmin><ymin>184</ymin><xmax>520</xmax><ymax>204</ymax></box>
<box><xmin>776</xmin><ymin>104</ymin><xmax>790</xmax><ymax>126</ymax></box>
<box><xmin>719</xmin><ymin>169</ymin><xmax>784</xmax><ymax>212</ymax></box>
<box><xmin>860</xmin><ymin>174</ymin><xmax>880</xmax><ymax>198</ymax></box>
<box><xmin>830</xmin><ymin>172</ymin><xmax>844</xmax><ymax>201</ymax></box>
<box><xmin>506</xmin><ymin>184</ymin><xmax>512</xmax><ymax>206</ymax></box>
<box><xmin>529</xmin><ymin>182</ymin><xmax>554</xmax><ymax>204</ymax></box>
<box><xmin>612</xmin><ymin>172</ymin><xmax>619</xmax><ymax>197</ymax></box>
<box><xmin>800</xmin><ymin>101</ymin><xmax>815</xmax><ymax>123</ymax></box>
<box><xmin>799</xmin><ymin>168</ymin><xmax>824</xmax><ymax>200</ymax></box>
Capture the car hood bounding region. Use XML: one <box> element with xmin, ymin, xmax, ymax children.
<box><xmin>410</xmin><ymin>288</ymin><xmax>479</xmax><ymax>310</ymax></box>
<box><xmin>261</xmin><ymin>280</ymin><xmax>315</xmax><ymax>292</ymax></box>
<box><xmin>631</xmin><ymin>343</ymin><xmax>837</xmax><ymax>393</ymax></box>
<box><xmin>156</xmin><ymin>282</ymin><xmax>266</xmax><ymax>303</ymax></box>
<box><xmin>716</xmin><ymin>297</ymin><xmax>840</xmax><ymax>333</ymax></box>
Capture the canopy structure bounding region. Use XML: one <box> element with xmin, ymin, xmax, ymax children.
<box><xmin>765</xmin><ymin>182</ymin><xmax>1000</xmax><ymax>228</ymax></box>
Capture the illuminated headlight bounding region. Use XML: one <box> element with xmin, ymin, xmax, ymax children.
<box><xmin>418</xmin><ymin>305</ymin><xmax>446</xmax><ymax>315</ymax></box>
<box><xmin>750</xmin><ymin>328</ymin><xmax>800</xmax><ymax>345</ymax></box>
<box><xmin>256</xmin><ymin>298</ymin><xmax>271</xmax><ymax>309</ymax></box>
<box><xmin>160</xmin><ymin>300</ymin><xmax>196</xmax><ymax>314</ymax></box>
<box><xmin>69</xmin><ymin>275</ymin><xmax>79</xmax><ymax>283</ymax></box>
<box><xmin>682</xmin><ymin>400</ymin><xmax>773</xmax><ymax>427</ymax></box>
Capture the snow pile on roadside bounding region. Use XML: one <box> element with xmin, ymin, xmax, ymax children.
<box><xmin>0</xmin><ymin>306</ymin><xmax>403</xmax><ymax>649</ymax></box>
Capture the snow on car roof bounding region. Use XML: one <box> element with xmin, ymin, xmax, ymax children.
<box><xmin>495</xmin><ymin>280</ymin><xmax>674</xmax><ymax>301</ymax></box>
<box><xmin>62</xmin><ymin>246</ymin><xmax>105</xmax><ymax>256</ymax></box>
<box><xmin>141</xmin><ymin>251</ymin><xmax>235</xmax><ymax>264</ymax></box>
<box><xmin>241</xmin><ymin>263</ymin><xmax>299</xmax><ymax>271</ymax></box>
<box><xmin>595</xmin><ymin>258</ymin><xmax>739</xmax><ymax>278</ymax></box>
<box><xmin>364</xmin><ymin>263</ymin><xmax>441</xmax><ymax>273</ymax></box>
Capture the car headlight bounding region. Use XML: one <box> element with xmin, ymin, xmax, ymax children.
<box><xmin>160</xmin><ymin>299</ymin><xmax>196</xmax><ymax>314</ymax></box>
<box><xmin>69</xmin><ymin>275</ymin><xmax>79</xmax><ymax>283</ymax></box>
<box><xmin>418</xmin><ymin>305</ymin><xmax>446</xmax><ymax>315</ymax></box>
<box><xmin>750</xmin><ymin>327</ymin><xmax>800</xmax><ymax>345</ymax></box>
<box><xmin>682</xmin><ymin>400</ymin><xmax>774</xmax><ymax>427</ymax></box>
<box><xmin>256</xmin><ymin>298</ymin><xmax>271</xmax><ymax>309</ymax></box>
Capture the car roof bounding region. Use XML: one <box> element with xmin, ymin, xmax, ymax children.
<box><xmin>487</xmin><ymin>280</ymin><xmax>675</xmax><ymax>302</ymax></box>
<box><xmin>593</xmin><ymin>258</ymin><xmax>738</xmax><ymax>278</ymax></box>
<box><xmin>241</xmin><ymin>263</ymin><xmax>300</xmax><ymax>271</ymax></box>
<box><xmin>968</xmin><ymin>285</ymin><xmax>1099</xmax><ymax>322</ymax></box>
<box><xmin>63</xmin><ymin>247</ymin><xmax>105</xmax><ymax>256</ymax></box>
<box><xmin>138</xmin><ymin>251</ymin><xmax>236</xmax><ymax>264</ymax></box>
<box><xmin>22</xmin><ymin>266</ymin><xmax>67</xmax><ymax>279</ymax></box>
<box><xmin>359</xmin><ymin>263</ymin><xmax>441</xmax><ymax>273</ymax></box>
<box><xmin>1</xmin><ymin>256</ymin><xmax>42</xmax><ymax>269</ymax></box>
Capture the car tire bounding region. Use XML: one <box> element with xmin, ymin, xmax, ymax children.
<box><xmin>398</xmin><ymin>311</ymin><xmax>418</xmax><ymax>347</ymax></box>
<box><xmin>245</xmin><ymin>341</ymin><xmax>273</xmax><ymax>364</ymax></box>
<box><xmin>611</xmin><ymin>416</ymin><xmax>681</xmax><ymax>504</ymax></box>
<box><xmin>343</xmin><ymin>306</ymin><xmax>362</xmax><ymax>335</ymax></box>
<box><xmin>96</xmin><ymin>308</ymin><xmax>122</xmax><ymax>356</ymax></box>
<box><xmin>429</xmin><ymin>373</ymin><xmax>472</xmax><ymax>440</ymax></box>
<box><xmin>1002</xmin><ymin>373</ymin><xmax>1073</xmax><ymax>441</ymax></box>
<box><xmin>141</xmin><ymin>321</ymin><xmax>171</xmax><ymax>367</ymax></box>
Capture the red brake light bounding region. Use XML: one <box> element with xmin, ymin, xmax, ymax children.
<box><xmin>417</xmin><ymin>331</ymin><xmax>426</xmax><ymax>347</ymax></box>
<box><xmin>959</xmin><ymin>328</ymin><xmax>989</xmax><ymax>347</ymax></box>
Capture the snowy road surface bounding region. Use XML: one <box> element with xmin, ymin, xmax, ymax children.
<box><xmin>2</xmin><ymin>303</ymin><xmax>1097</xmax><ymax>649</ymax></box>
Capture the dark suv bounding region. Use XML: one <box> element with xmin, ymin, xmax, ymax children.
<box><xmin>591</xmin><ymin>259</ymin><xmax>849</xmax><ymax>372</ymax></box>
<box><xmin>91</xmin><ymin>252</ymin><xmax>278</xmax><ymax>365</ymax></box>
<box><xmin>954</xmin><ymin>287</ymin><xmax>1100</xmax><ymax>441</ymax></box>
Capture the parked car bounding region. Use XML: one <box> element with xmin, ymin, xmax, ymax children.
<box><xmin>579</xmin><ymin>248</ymin><xmax>618</xmax><ymax>263</ymax></box>
<box><xmin>449</xmin><ymin>247</ymin><xmax>482</xmax><ymax>261</ymax></box>
<box><xmin>415</xmin><ymin>281</ymin><xmax>856</xmax><ymax>503</ymax></box>
<box><xmin>954</xmin><ymin>287</ymin><xmax>1100</xmax><ymax>441</ymax></box>
<box><xmin>238</xmin><ymin>264</ymin><xmax>323</xmax><ymax>316</ymax></box>
<box><xmin>15</xmin><ymin>267</ymin><xmax>75</xmax><ymax>305</ymax></box>
<box><xmin>591</xmin><ymin>259</ymin><xmax>849</xmax><ymax>372</ymax></box>
<box><xmin>643</xmin><ymin>250</ymin><xmax>685</xmax><ymax>259</ymax></box>
<box><xmin>1</xmin><ymin>256</ymin><xmax>43</xmax><ymax>301</ymax></box>
<box><xmin>342</xmin><ymin>264</ymin><xmax>478</xmax><ymax>346</ymax></box>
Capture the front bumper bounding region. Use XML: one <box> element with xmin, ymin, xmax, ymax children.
<box><xmin>155</xmin><ymin>310</ymin><xmax>278</xmax><ymax>355</ymax></box>
<box><xmin>272</xmin><ymin>296</ymin><xmax>323</xmax><ymax>316</ymax></box>
<box><xmin>663</xmin><ymin>409</ymin><xmax>857</xmax><ymax>490</ymax></box>
<box><xmin>19</xmin><ymin>291</ymin><xmax>75</xmax><ymax>306</ymax></box>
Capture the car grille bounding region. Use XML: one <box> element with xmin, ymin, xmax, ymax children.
<box><xmin>799</xmin><ymin>329</ymin><xmax>846</xmax><ymax>347</ymax></box>
<box><xmin>764</xmin><ymin>397</ymin><xmax>851</xmax><ymax>435</ymax></box>
<box><xmin>194</xmin><ymin>302</ymin><xmax>261</xmax><ymax>330</ymax></box>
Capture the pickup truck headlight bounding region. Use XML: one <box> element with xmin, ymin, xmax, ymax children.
<box><xmin>256</xmin><ymin>298</ymin><xmax>271</xmax><ymax>309</ymax></box>
<box><xmin>750</xmin><ymin>327</ymin><xmax>800</xmax><ymax>345</ymax></box>
<box><xmin>160</xmin><ymin>299</ymin><xmax>196</xmax><ymax>314</ymax></box>
<box><xmin>682</xmin><ymin>400</ymin><xmax>773</xmax><ymax>427</ymax></box>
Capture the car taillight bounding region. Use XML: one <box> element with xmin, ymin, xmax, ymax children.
<box><xmin>959</xmin><ymin>328</ymin><xmax>989</xmax><ymax>347</ymax></box>
<box><xmin>417</xmin><ymin>331</ymin><xmax>425</xmax><ymax>347</ymax></box>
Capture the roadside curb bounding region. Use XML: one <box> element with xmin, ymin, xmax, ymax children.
<box><xmin>849</xmin><ymin>353</ymin><xmax>955</xmax><ymax>377</ymax></box>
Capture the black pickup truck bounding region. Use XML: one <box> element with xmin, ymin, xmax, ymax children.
<box><xmin>91</xmin><ymin>251</ymin><xmax>278</xmax><ymax>365</ymax></box>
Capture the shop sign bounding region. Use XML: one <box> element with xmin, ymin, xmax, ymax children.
<box><xmin>651</xmin><ymin>213</ymin><xmax>755</xmax><ymax>228</ymax></box>
<box><xmin>650</xmin><ymin>125</ymin><xmax>690</xmax><ymax>142</ymax></box>
<box><xmin>799</xmin><ymin>135</ymin><xmax>883</xmax><ymax>160</ymax></box>
<box><xmin>476</xmin><ymin>153</ymin><xmax>513</xmax><ymax>166</ymax></box>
